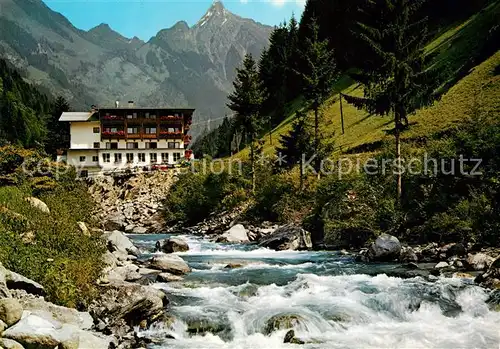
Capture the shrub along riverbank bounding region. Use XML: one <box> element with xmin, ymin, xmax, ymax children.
<box><xmin>0</xmin><ymin>145</ymin><xmax>105</xmax><ymax>308</ymax></box>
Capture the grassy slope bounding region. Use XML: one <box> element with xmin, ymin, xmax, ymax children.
<box><xmin>233</xmin><ymin>1</ymin><xmax>500</xmax><ymax>161</ymax></box>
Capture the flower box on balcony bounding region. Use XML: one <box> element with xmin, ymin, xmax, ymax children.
<box><xmin>102</xmin><ymin>131</ymin><xmax>125</xmax><ymax>137</ymax></box>
<box><xmin>160</xmin><ymin>116</ymin><xmax>183</xmax><ymax>121</ymax></box>
<box><xmin>103</xmin><ymin>115</ymin><xmax>124</xmax><ymax>120</ymax></box>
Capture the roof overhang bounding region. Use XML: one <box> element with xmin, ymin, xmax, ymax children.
<box><xmin>59</xmin><ymin>112</ymin><xmax>96</xmax><ymax>122</ymax></box>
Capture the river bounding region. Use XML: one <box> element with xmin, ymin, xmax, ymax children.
<box><xmin>129</xmin><ymin>234</ymin><xmax>500</xmax><ymax>349</ymax></box>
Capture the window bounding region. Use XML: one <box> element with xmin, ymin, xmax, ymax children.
<box><xmin>145</xmin><ymin>127</ymin><xmax>157</xmax><ymax>134</ymax></box>
<box><xmin>80</xmin><ymin>170</ymin><xmax>89</xmax><ymax>178</ymax></box>
<box><xmin>114</xmin><ymin>153</ymin><xmax>122</xmax><ymax>163</ymax></box>
<box><xmin>161</xmin><ymin>153</ymin><xmax>169</xmax><ymax>163</ymax></box>
<box><xmin>126</xmin><ymin>142</ymin><xmax>138</xmax><ymax>149</ymax></box>
<box><xmin>138</xmin><ymin>153</ymin><xmax>146</xmax><ymax>162</ymax></box>
<box><xmin>168</xmin><ymin>142</ymin><xmax>180</xmax><ymax>149</ymax></box>
<box><xmin>146</xmin><ymin>142</ymin><xmax>157</xmax><ymax>149</ymax></box>
<box><xmin>127</xmin><ymin>127</ymin><xmax>139</xmax><ymax>134</ymax></box>
<box><xmin>93</xmin><ymin>142</ymin><xmax>100</xmax><ymax>149</ymax></box>
<box><xmin>168</xmin><ymin>127</ymin><xmax>181</xmax><ymax>133</ymax></box>
<box><xmin>126</xmin><ymin>153</ymin><xmax>134</xmax><ymax>163</ymax></box>
<box><xmin>79</xmin><ymin>156</ymin><xmax>86</xmax><ymax>162</ymax></box>
<box><xmin>145</xmin><ymin>112</ymin><xmax>156</xmax><ymax>119</ymax></box>
<box><xmin>127</xmin><ymin>113</ymin><xmax>137</xmax><ymax>119</ymax></box>
<box><xmin>103</xmin><ymin>153</ymin><xmax>111</xmax><ymax>163</ymax></box>
<box><xmin>104</xmin><ymin>127</ymin><xmax>118</xmax><ymax>133</ymax></box>
<box><xmin>106</xmin><ymin>143</ymin><xmax>118</xmax><ymax>150</ymax></box>
<box><xmin>92</xmin><ymin>156</ymin><xmax>99</xmax><ymax>162</ymax></box>
<box><xmin>150</xmin><ymin>153</ymin><xmax>157</xmax><ymax>163</ymax></box>
<box><xmin>93</xmin><ymin>127</ymin><xmax>100</xmax><ymax>134</ymax></box>
<box><xmin>173</xmin><ymin>153</ymin><xmax>181</xmax><ymax>162</ymax></box>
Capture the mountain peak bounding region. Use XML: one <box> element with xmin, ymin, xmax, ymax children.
<box><xmin>197</xmin><ymin>1</ymin><xmax>229</xmax><ymax>27</ymax></box>
<box><xmin>211</xmin><ymin>1</ymin><xmax>225</xmax><ymax>11</ymax></box>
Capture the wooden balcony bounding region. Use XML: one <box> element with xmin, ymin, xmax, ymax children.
<box><xmin>142</xmin><ymin>133</ymin><xmax>158</xmax><ymax>139</ymax></box>
<box><xmin>102</xmin><ymin>116</ymin><xmax>125</xmax><ymax>125</ymax></box>
<box><xmin>159</xmin><ymin>132</ymin><xmax>183</xmax><ymax>140</ymax></box>
<box><xmin>127</xmin><ymin>133</ymin><xmax>141</xmax><ymax>139</ymax></box>
<box><xmin>126</xmin><ymin>118</ymin><xmax>142</xmax><ymax>125</ymax></box>
<box><xmin>159</xmin><ymin>116</ymin><xmax>183</xmax><ymax>124</ymax></box>
<box><xmin>143</xmin><ymin>118</ymin><xmax>157</xmax><ymax>124</ymax></box>
<box><xmin>101</xmin><ymin>132</ymin><xmax>126</xmax><ymax>140</ymax></box>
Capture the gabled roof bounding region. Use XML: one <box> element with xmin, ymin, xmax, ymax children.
<box><xmin>59</xmin><ymin>112</ymin><xmax>96</xmax><ymax>122</ymax></box>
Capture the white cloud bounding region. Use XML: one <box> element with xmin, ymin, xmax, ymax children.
<box><xmin>239</xmin><ymin>0</ymin><xmax>306</xmax><ymax>8</ymax></box>
<box><xmin>268</xmin><ymin>0</ymin><xmax>306</xmax><ymax>7</ymax></box>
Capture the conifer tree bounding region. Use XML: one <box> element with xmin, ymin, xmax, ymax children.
<box><xmin>227</xmin><ymin>54</ymin><xmax>266</xmax><ymax>193</ymax></box>
<box><xmin>343</xmin><ymin>0</ymin><xmax>432</xmax><ymax>199</ymax></box>
<box><xmin>296</xmin><ymin>18</ymin><xmax>338</xmax><ymax>176</ymax></box>
<box><xmin>45</xmin><ymin>96</ymin><xmax>71</xmax><ymax>157</ymax></box>
<box><xmin>276</xmin><ymin>111</ymin><xmax>313</xmax><ymax>190</ymax></box>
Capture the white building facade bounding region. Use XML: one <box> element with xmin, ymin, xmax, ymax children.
<box><xmin>59</xmin><ymin>107</ymin><xmax>194</xmax><ymax>176</ymax></box>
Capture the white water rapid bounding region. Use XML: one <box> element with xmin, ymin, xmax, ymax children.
<box><xmin>130</xmin><ymin>234</ymin><xmax>500</xmax><ymax>349</ymax></box>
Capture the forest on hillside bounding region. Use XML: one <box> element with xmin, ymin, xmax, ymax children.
<box><xmin>172</xmin><ymin>0</ymin><xmax>500</xmax><ymax>249</ymax></box>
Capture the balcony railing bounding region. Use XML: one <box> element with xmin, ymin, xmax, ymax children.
<box><xmin>126</xmin><ymin>118</ymin><xmax>142</xmax><ymax>125</ymax></box>
<box><xmin>143</xmin><ymin>133</ymin><xmax>158</xmax><ymax>139</ymax></box>
<box><xmin>159</xmin><ymin>132</ymin><xmax>183</xmax><ymax>140</ymax></box>
<box><xmin>159</xmin><ymin>116</ymin><xmax>183</xmax><ymax>124</ymax></box>
<box><xmin>102</xmin><ymin>115</ymin><xmax>124</xmax><ymax>121</ymax></box>
<box><xmin>127</xmin><ymin>133</ymin><xmax>141</xmax><ymax>139</ymax></box>
<box><xmin>102</xmin><ymin>131</ymin><xmax>125</xmax><ymax>139</ymax></box>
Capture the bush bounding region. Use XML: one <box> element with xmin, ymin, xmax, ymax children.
<box><xmin>163</xmin><ymin>170</ymin><xmax>250</xmax><ymax>225</ymax></box>
<box><xmin>0</xmin><ymin>148</ymin><xmax>104</xmax><ymax>308</ymax></box>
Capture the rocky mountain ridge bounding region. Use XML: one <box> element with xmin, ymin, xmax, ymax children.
<box><xmin>0</xmin><ymin>0</ymin><xmax>272</xmax><ymax>136</ymax></box>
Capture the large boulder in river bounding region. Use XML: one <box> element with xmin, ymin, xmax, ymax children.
<box><xmin>367</xmin><ymin>234</ymin><xmax>401</xmax><ymax>262</ymax></box>
<box><xmin>149</xmin><ymin>255</ymin><xmax>191</xmax><ymax>275</ymax></box>
<box><xmin>103</xmin><ymin>230</ymin><xmax>139</xmax><ymax>256</ymax></box>
<box><xmin>264</xmin><ymin>314</ymin><xmax>304</xmax><ymax>335</ymax></box>
<box><xmin>259</xmin><ymin>224</ymin><xmax>312</xmax><ymax>251</ymax></box>
<box><xmin>218</xmin><ymin>225</ymin><xmax>249</xmax><ymax>243</ymax></box>
<box><xmin>162</xmin><ymin>237</ymin><xmax>189</xmax><ymax>253</ymax></box>
<box><xmin>90</xmin><ymin>283</ymin><xmax>167</xmax><ymax>328</ymax></box>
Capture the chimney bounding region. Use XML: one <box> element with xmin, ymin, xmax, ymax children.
<box><xmin>128</xmin><ymin>101</ymin><xmax>134</xmax><ymax>108</ymax></box>
<box><xmin>115</xmin><ymin>101</ymin><xmax>120</xmax><ymax>108</ymax></box>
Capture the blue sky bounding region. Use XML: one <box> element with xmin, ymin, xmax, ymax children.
<box><xmin>43</xmin><ymin>0</ymin><xmax>305</xmax><ymax>41</ymax></box>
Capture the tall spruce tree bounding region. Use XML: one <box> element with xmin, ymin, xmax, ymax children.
<box><xmin>343</xmin><ymin>0</ymin><xmax>432</xmax><ymax>200</ymax></box>
<box><xmin>45</xmin><ymin>96</ymin><xmax>70</xmax><ymax>157</ymax></box>
<box><xmin>296</xmin><ymin>18</ymin><xmax>338</xmax><ymax>176</ymax></box>
<box><xmin>227</xmin><ymin>54</ymin><xmax>266</xmax><ymax>193</ymax></box>
<box><xmin>276</xmin><ymin>111</ymin><xmax>313</xmax><ymax>190</ymax></box>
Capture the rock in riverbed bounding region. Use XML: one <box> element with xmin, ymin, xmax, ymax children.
<box><xmin>218</xmin><ymin>224</ymin><xmax>249</xmax><ymax>243</ymax></box>
<box><xmin>149</xmin><ymin>255</ymin><xmax>191</xmax><ymax>275</ymax></box>
<box><xmin>467</xmin><ymin>253</ymin><xmax>494</xmax><ymax>271</ymax></box>
<box><xmin>259</xmin><ymin>224</ymin><xmax>312</xmax><ymax>251</ymax></box>
<box><xmin>367</xmin><ymin>234</ymin><xmax>402</xmax><ymax>262</ymax></box>
<box><xmin>103</xmin><ymin>230</ymin><xmax>139</xmax><ymax>256</ymax></box>
<box><xmin>162</xmin><ymin>237</ymin><xmax>189</xmax><ymax>253</ymax></box>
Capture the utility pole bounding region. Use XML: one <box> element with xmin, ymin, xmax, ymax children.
<box><xmin>340</xmin><ymin>93</ymin><xmax>345</xmax><ymax>135</ymax></box>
